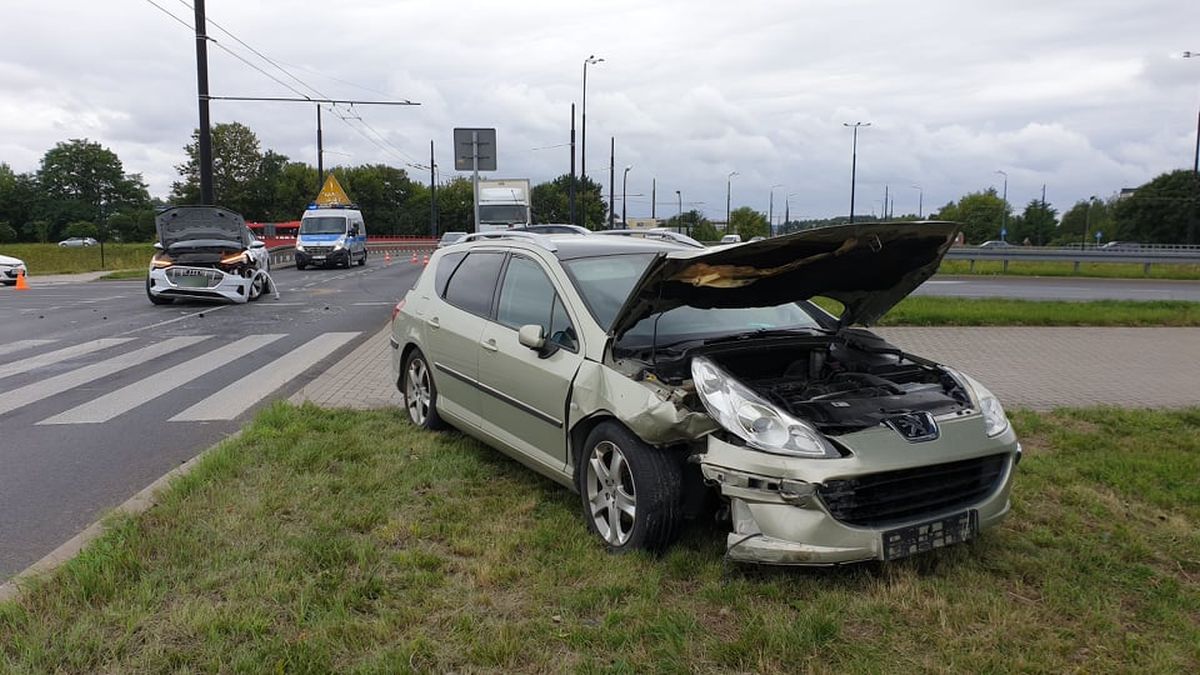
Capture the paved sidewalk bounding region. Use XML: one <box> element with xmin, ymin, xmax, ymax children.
<box><xmin>293</xmin><ymin>325</ymin><xmax>1200</xmax><ymax>411</ymax></box>
<box><xmin>23</xmin><ymin>271</ymin><xmax>110</xmax><ymax>285</ymax></box>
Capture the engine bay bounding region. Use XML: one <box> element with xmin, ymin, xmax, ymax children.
<box><xmin>646</xmin><ymin>331</ymin><xmax>972</xmax><ymax>435</ymax></box>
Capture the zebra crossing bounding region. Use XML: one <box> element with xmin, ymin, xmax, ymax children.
<box><xmin>0</xmin><ymin>331</ymin><xmax>361</xmax><ymax>425</ymax></box>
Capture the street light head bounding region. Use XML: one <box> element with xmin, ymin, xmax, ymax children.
<box><xmin>624</xmin><ymin>165</ymin><xmax>632</xmax><ymax>171</ymax></box>
<box><xmin>995</xmin><ymin>169</ymin><xmax>1007</xmax><ymax>177</ymax></box>
<box><xmin>1184</xmin><ymin>51</ymin><xmax>1195</xmax><ymax>58</ymax></box>
<box><xmin>771</xmin><ymin>183</ymin><xmax>783</xmax><ymax>189</ymax></box>
<box><xmin>729</xmin><ymin>170</ymin><xmax>739</xmax><ymax>178</ymax></box>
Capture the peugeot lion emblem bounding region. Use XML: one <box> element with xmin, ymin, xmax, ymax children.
<box><xmin>885</xmin><ymin>412</ymin><xmax>940</xmax><ymax>442</ymax></box>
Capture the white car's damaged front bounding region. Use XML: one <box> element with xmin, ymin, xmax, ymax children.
<box><xmin>605</xmin><ymin>221</ymin><xmax>1020</xmax><ymax>565</ymax></box>
<box><xmin>0</xmin><ymin>253</ymin><xmax>27</xmax><ymax>285</ymax></box>
<box><xmin>147</xmin><ymin>206</ymin><xmax>272</xmax><ymax>305</ymax></box>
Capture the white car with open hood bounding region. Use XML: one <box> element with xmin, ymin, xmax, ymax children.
<box><xmin>146</xmin><ymin>206</ymin><xmax>273</xmax><ymax>305</ymax></box>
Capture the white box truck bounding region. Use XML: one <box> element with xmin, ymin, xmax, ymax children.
<box><xmin>476</xmin><ymin>178</ymin><xmax>531</xmax><ymax>232</ymax></box>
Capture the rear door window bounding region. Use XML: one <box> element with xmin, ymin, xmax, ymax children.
<box><xmin>435</xmin><ymin>252</ymin><xmax>466</xmax><ymax>297</ymax></box>
<box><xmin>443</xmin><ymin>252</ymin><xmax>505</xmax><ymax>317</ymax></box>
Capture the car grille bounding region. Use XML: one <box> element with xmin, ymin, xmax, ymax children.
<box><xmin>816</xmin><ymin>454</ymin><xmax>1008</xmax><ymax>527</ymax></box>
<box><xmin>305</xmin><ymin>246</ymin><xmax>333</xmax><ymax>256</ymax></box>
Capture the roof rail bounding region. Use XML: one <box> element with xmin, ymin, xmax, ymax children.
<box><xmin>458</xmin><ymin>231</ymin><xmax>558</xmax><ymax>251</ymax></box>
<box><xmin>595</xmin><ymin>229</ymin><xmax>704</xmax><ymax>248</ymax></box>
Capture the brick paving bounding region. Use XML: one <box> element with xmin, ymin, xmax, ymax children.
<box><xmin>293</xmin><ymin>325</ymin><xmax>1200</xmax><ymax>412</ymax></box>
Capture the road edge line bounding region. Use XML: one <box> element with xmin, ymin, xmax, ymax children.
<box><xmin>0</xmin><ymin>431</ymin><xmax>242</xmax><ymax>605</ymax></box>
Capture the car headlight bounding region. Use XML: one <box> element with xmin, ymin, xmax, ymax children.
<box><xmin>333</xmin><ymin>239</ymin><xmax>346</xmax><ymax>251</ymax></box>
<box><xmin>295</xmin><ymin>242</ymin><xmax>305</xmax><ymax>252</ymax></box>
<box><xmin>980</xmin><ymin>395</ymin><xmax>1010</xmax><ymax>438</ymax></box>
<box><xmin>151</xmin><ymin>254</ymin><xmax>173</xmax><ymax>268</ymax></box>
<box><xmin>220</xmin><ymin>251</ymin><xmax>248</xmax><ymax>265</ymax></box>
<box><xmin>691</xmin><ymin>355</ymin><xmax>838</xmax><ymax>458</ymax></box>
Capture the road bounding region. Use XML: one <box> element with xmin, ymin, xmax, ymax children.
<box><xmin>0</xmin><ymin>260</ymin><xmax>422</xmax><ymax>579</ymax></box>
<box><xmin>915</xmin><ymin>275</ymin><xmax>1200</xmax><ymax>301</ymax></box>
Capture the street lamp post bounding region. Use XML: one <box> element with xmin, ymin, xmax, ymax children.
<box><xmin>911</xmin><ymin>184</ymin><xmax>923</xmax><ymax>219</ymax></box>
<box><xmin>995</xmin><ymin>170</ymin><xmax>1008</xmax><ymax>241</ymax></box>
<box><xmin>843</xmin><ymin>122</ymin><xmax>871</xmax><ymax>223</ymax></box>
<box><xmin>581</xmin><ymin>55</ymin><xmax>604</xmax><ymax>227</ymax></box>
<box><xmin>726</xmin><ymin>170</ymin><xmax>738</xmax><ymax>226</ymax></box>
<box><xmin>1083</xmin><ymin>195</ymin><xmax>1099</xmax><ymax>249</ymax></box>
<box><xmin>675</xmin><ymin>190</ymin><xmax>682</xmax><ymax>233</ymax></box>
<box><xmin>1184</xmin><ymin>51</ymin><xmax>1200</xmax><ymax>174</ymax></box>
<box><xmin>768</xmin><ymin>184</ymin><xmax>783</xmax><ymax>236</ymax></box>
<box><xmin>621</xmin><ymin>165</ymin><xmax>632</xmax><ymax>226</ymax></box>
<box><xmin>785</xmin><ymin>191</ymin><xmax>800</xmax><ymax>232</ymax></box>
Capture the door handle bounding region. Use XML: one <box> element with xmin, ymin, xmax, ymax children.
<box><xmin>426</xmin><ymin>317</ymin><xmax>440</xmax><ymax>329</ymax></box>
<box><xmin>481</xmin><ymin>339</ymin><xmax>498</xmax><ymax>352</ymax></box>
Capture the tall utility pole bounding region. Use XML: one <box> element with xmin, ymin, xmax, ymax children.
<box><xmin>995</xmin><ymin>169</ymin><xmax>1008</xmax><ymax>240</ymax></box>
<box><xmin>769</xmin><ymin>183</ymin><xmax>782</xmax><ymax>235</ymax></box>
<box><xmin>675</xmin><ymin>190</ymin><xmax>682</xmax><ymax>233</ymax></box>
<box><xmin>621</xmin><ymin>165</ymin><xmax>632</xmax><ymax>225</ymax></box>
<box><xmin>912</xmin><ymin>184</ymin><xmax>923</xmax><ymax>218</ymax></box>
<box><xmin>569</xmin><ymin>104</ymin><xmax>577</xmax><ymax>226</ymax></box>
<box><xmin>193</xmin><ymin>0</ymin><xmax>214</xmax><ymax>205</ymax></box>
<box><xmin>1184</xmin><ymin>51</ymin><xmax>1199</xmax><ymax>173</ymax></box>
<box><xmin>726</xmin><ymin>171</ymin><xmax>738</xmax><ymax>226</ymax></box>
<box><xmin>581</xmin><ymin>55</ymin><xmax>604</xmax><ymax>227</ymax></box>
<box><xmin>883</xmin><ymin>185</ymin><xmax>889</xmax><ymax>220</ymax></box>
<box><xmin>843</xmin><ymin>122</ymin><xmax>870</xmax><ymax>223</ymax></box>
<box><xmin>651</xmin><ymin>178</ymin><xmax>656</xmax><ymax>219</ymax></box>
<box><xmin>430</xmin><ymin>140</ymin><xmax>437</xmax><ymax>236</ymax></box>
<box><xmin>608</xmin><ymin>137</ymin><xmax>615</xmax><ymax>229</ymax></box>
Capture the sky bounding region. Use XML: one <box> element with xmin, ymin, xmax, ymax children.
<box><xmin>1</xmin><ymin>0</ymin><xmax>1198</xmax><ymax>223</ymax></box>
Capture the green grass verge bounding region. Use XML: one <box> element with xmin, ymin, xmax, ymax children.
<box><xmin>2</xmin><ymin>403</ymin><xmax>1197</xmax><ymax>673</ymax></box>
<box><xmin>96</xmin><ymin>269</ymin><xmax>148</xmax><ymax>281</ymax></box>
<box><xmin>812</xmin><ymin>296</ymin><xmax>1200</xmax><ymax>327</ymax></box>
<box><xmin>938</xmin><ymin>259</ymin><xmax>1200</xmax><ymax>280</ymax></box>
<box><xmin>2</xmin><ymin>243</ymin><xmax>155</xmax><ymax>275</ymax></box>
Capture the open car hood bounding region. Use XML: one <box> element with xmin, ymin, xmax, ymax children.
<box><xmin>609</xmin><ymin>221</ymin><xmax>961</xmax><ymax>338</ymax></box>
<box><xmin>156</xmin><ymin>206</ymin><xmax>248</xmax><ymax>249</ymax></box>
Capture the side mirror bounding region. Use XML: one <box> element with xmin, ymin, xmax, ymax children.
<box><xmin>518</xmin><ymin>324</ymin><xmax>545</xmax><ymax>350</ymax></box>
<box><xmin>249</xmin><ymin>240</ymin><xmax>266</xmax><ymax>249</ymax></box>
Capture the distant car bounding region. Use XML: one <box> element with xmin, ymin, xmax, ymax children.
<box><xmin>1099</xmin><ymin>241</ymin><xmax>1140</xmax><ymax>251</ymax></box>
<box><xmin>719</xmin><ymin>234</ymin><xmax>743</xmax><ymax>244</ymax></box>
<box><xmin>58</xmin><ymin>237</ymin><xmax>98</xmax><ymax>247</ymax></box>
<box><xmin>1</xmin><ymin>253</ymin><xmax>27</xmax><ymax>285</ymax></box>
<box><xmin>437</xmin><ymin>231</ymin><xmax>469</xmax><ymax>248</ymax></box>
<box><xmin>749</xmin><ymin>236</ymin><xmax>766</xmax><ymax>242</ymax></box>
<box><xmin>977</xmin><ymin>240</ymin><xmax>1014</xmax><ymax>248</ymax></box>
<box><xmin>511</xmin><ymin>224</ymin><xmax>591</xmax><ymax>235</ymax></box>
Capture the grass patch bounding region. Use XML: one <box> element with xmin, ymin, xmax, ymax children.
<box><xmin>2</xmin><ymin>403</ymin><xmax>1197</xmax><ymax>672</ymax></box>
<box><xmin>938</xmin><ymin>259</ymin><xmax>1200</xmax><ymax>280</ymax></box>
<box><xmin>97</xmin><ymin>268</ymin><xmax>148</xmax><ymax>281</ymax></box>
<box><xmin>812</xmin><ymin>296</ymin><xmax>1200</xmax><ymax>327</ymax></box>
<box><xmin>3</xmin><ymin>243</ymin><xmax>155</xmax><ymax>275</ymax></box>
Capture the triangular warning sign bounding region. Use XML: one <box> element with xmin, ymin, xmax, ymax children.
<box><xmin>315</xmin><ymin>174</ymin><xmax>353</xmax><ymax>207</ymax></box>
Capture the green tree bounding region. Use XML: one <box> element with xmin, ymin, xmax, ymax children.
<box><xmin>107</xmin><ymin>209</ymin><xmax>158</xmax><ymax>242</ymax></box>
<box><xmin>1059</xmin><ymin>198</ymin><xmax>1113</xmax><ymax>245</ymax></box>
<box><xmin>37</xmin><ymin>139</ymin><xmax>149</xmax><ymax>237</ymax></box>
<box><xmin>25</xmin><ymin>220</ymin><xmax>52</xmax><ymax>243</ymax></box>
<box><xmin>530</xmin><ymin>174</ymin><xmax>605</xmax><ymax>228</ymax></box>
<box><xmin>1014</xmin><ymin>199</ymin><xmax>1058</xmax><ymax>245</ymax></box>
<box><xmin>729</xmin><ymin>206</ymin><xmax>769</xmax><ymax>240</ymax></box>
<box><xmin>1112</xmin><ymin>170</ymin><xmax>1200</xmax><ymax>244</ymax></box>
<box><xmin>664</xmin><ymin>209</ymin><xmax>708</xmax><ymax>236</ymax></box>
<box><xmin>65</xmin><ymin>221</ymin><xmax>99</xmax><ymax>238</ymax></box>
<box><xmin>173</xmin><ymin>122</ymin><xmax>267</xmax><ymax>215</ymax></box>
<box><xmin>335</xmin><ymin>164</ymin><xmax>415</xmax><ymax>235</ymax></box>
<box><xmin>692</xmin><ymin>219</ymin><xmax>719</xmax><ymax>242</ymax></box>
<box><xmin>932</xmin><ymin>189</ymin><xmax>1008</xmax><ymax>244</ymax></box>
<box><xmin>0</xmin><ymin>221</ymin><xmax>17</xmax><ymax>243</ymax></box>
<box><xmin>435</xmin><ymin>178</ymin><xmax>476</xmax><ymax>233</ymax></box>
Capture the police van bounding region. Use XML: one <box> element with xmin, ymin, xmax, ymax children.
<box><xmin>295</xmin><ymin>175</ymin><xmax>368</xmax><ymax>269</ymax></box>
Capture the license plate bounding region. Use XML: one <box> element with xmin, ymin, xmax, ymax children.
<box><xmin>882</xmin><ymin>510</ymin><xmax>977</xmax><ymax>561</ymax></box>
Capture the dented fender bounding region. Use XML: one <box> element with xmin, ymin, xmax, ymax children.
<box><xmin>568</xmin><ymin>359</ymin><xmax>716</xmax><ymax>446</ymax></box>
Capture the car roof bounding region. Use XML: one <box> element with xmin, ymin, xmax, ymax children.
<box><xmin>450</xmin><ymin>231</ymin><xmax>689</xmax><ymax>259</ymax></box>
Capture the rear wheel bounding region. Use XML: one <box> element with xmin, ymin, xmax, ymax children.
<box><xmin>402</xmin><ymin>348</ymin><xmax>446</xmax><ymax>430</ymax></box>
<box><xmin>296</xmin><ymin>262</ymin><xmax>306</xmax><ymax>271</ymax></box>
<box><xmin>577</xmin><ymin>421</ymin><xmax>683</xmax><ymax>553</ymax></box>
<box><xmin>247</xmin><ymin>272</ymin><xmax>264</xmax><ymax>301</ymax></box>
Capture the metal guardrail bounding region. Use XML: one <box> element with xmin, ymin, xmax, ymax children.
<box><xmin>944</xmin><ymin>246</ymin><xmax>1200</xmax><ymax>274</ymax></box>
<box><xmin>266</xmin><ymin>241</ymin><xmax>436</xmax><ymax>269</ymax></box>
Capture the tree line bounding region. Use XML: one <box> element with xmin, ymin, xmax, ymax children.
<box><xmin>3</xmin><ymin>121</ymin><xmax>1197</xmax><ymax>245</ymax></box>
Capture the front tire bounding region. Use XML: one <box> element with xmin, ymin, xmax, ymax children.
<box><xmin>357</xmin><ymin>249</ymin><xmax>366</xmax><ymax>266</ymax></box>
<box><xmin>401</xmin><ymin>348</ymin><xmax>446</xmax><ymax>430</ymax></box>
<box><xmin>577</xmin><ymin>421</ymin><xmax>683</xmax><ymax>553</ymax></box>
<box><xmin>146</xmin><ymin>277</ymin><xmax>171</xmax><ymax>305</ymax></box>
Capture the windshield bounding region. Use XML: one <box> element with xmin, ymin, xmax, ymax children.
<box><xmin>479</xmin><ymin>205</ymin><xmax>528</xmax><ymax>224</ymax></box>
<box><xmin>300</xmin><ymin>216</ymin><xmax>347</xmax><ymax>235</ymax></box>
<box><xmin>563</xmin><ymin>254</ymin><xmax>822</xmax><ymax>345</ymax></box>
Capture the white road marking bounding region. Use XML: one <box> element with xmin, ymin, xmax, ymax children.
<box><xmin>0</xmin><ymin>339</ymin><xmax>58</xmax><ymax>358</ymax></box>
<box><xmin>0</xmin><ymin>338</ymin><xmax>135</xmax><ymax>379</ymax></box>
<box><xmin>120</xmin><ymin>305</ymin><xmax>233</xmax><ymax>336</ymax></box>
<box><xmin>39</xmin><ymin>334</ymin><xmax>286</xmax><ymax>425</ymax></box>
<box><xmin>0</xmin><ymin>336</ymin><xmax>210</xmax><ymax>417</ymax></box>
<box><xmin>170</xmin><ymin>332</ymin><xmax>359</xmax><ymax>422</ymax></box>
<box><xmin>352</xmin><ymin>302</ymin><xmax>393</xmax><ymax>306</ymax></box>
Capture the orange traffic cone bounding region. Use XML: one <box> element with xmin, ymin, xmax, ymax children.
<box><xmin>385</xmin><ymin>252</ymin><xmax>392</xmax><ymax>264</ymax></box>
<box><xmin>14</xmin><ymin>269</ymin><xmax>29</xmax><ymax>290</ymax></box>
<box><xmin>410</xmin><ymin>252</ymin><xmax>418</xmax><ymax>264</ymax></box>
<box><xmin>422</xmin><ymin>253</ymin><xmax>429</xmax><ymax>266</ymax></box>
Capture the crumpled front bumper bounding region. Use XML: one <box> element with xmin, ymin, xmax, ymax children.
<box><xmin>148</xmin><ymin>266</ymin><xmax>253</xmax><ymax>303</ymax></box>
<box><xmin>699</xmin><ymin>414</ymin><xmax>1020</xmax><ymax>565</ymax></box>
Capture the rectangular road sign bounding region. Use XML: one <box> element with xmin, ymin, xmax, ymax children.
<box><xmin>453</xmin><ymin>127</ymin><xmax>497</xmax><ymax>171</ymax></box>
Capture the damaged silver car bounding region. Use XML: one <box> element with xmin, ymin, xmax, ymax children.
<box><xmin>389</xmin><ymin>223</ymin><xmax>1020</xmax><ymax>565</ymax></box>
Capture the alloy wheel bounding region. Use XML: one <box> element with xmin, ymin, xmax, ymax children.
<box><xmin>585</xmin><ymin>440</ymin><xmax>637</xmax><ymax>546</ymax></box>
<box><xmin>405</xmin><ymin>358</ymin><xmax>432</xmax><ymax>425</ymax></box>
